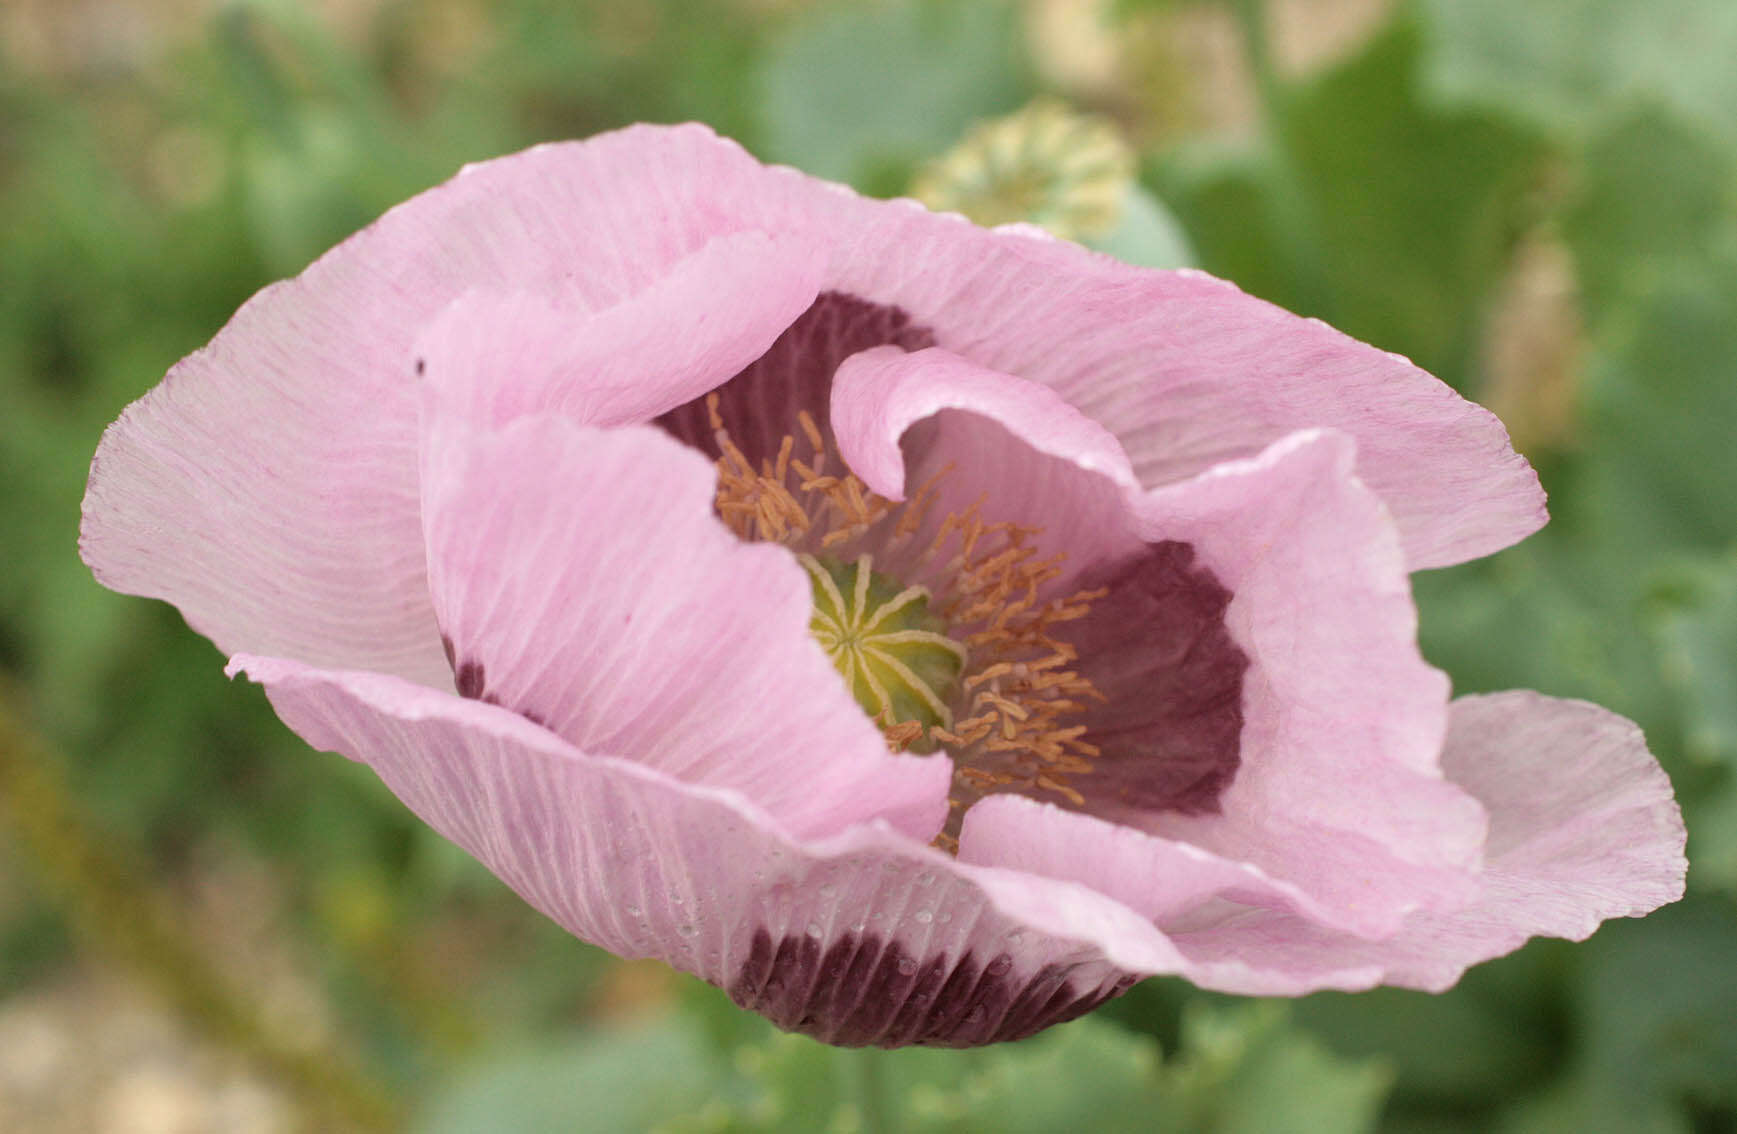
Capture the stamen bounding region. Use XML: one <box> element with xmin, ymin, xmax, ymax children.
<box><xmin>705</xmin><ymin>393</ymin><xmax>1108</xmax><ymax>832</ymax></box>
<box><xmin>798</xmin><ymin>410</ymin><xmax>826</xmax><ymax>456</ymax></box>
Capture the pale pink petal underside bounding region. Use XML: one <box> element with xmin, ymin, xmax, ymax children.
<box><xmin>229</xmin><ymin>657</ymin><xmax>1182</xmax><ymax>1045</ymax></box>
<box><xmin>418</xmin><ymin>414</ymin><xmax>949</xmax><ymax>842</ymax></box>
<box><xmin>958</xmin><ymin>794</ymin><xmax>1341</xmax><ymax>929</ymax></box>
<box><xmin>80</xmin><ymin>303</ymin><xmax>439</xmax><ymax>684</ymax></box>
<box><xmin>80</xmin><ymin>124</ymin><xmax>801</xmax><ymax>685</ymax></box>
<box><xmin>1162</xmin><ymin>692</ymin><xmax>1687</xmax><ymax>994</ymax></box>
<box><xmin>763</xmin><ymin>169</ymin><xmax>1546</xmax><ymax>568</ymax></box>
<box><xmin>414</xmin><ymin>229</ymin><xmax>827</xmax><ymax>431</ymax></box>
<box><xmin>1135</xmin><ymin>430</ymin><xmax>1486</xmax><ymax>936</ymax></box>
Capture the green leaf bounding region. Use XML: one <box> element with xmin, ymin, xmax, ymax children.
<box><xmin>1544</xmin><ymin>898</ymin><xmax>1737</xmax><ymax>1128</ymax></box>
<box><xmin>705</xmin><ymin>1005</ymin><xmax>1389</xmax><ymax>1133</ymax></box>
<box><xmin>1152</xmin><ymin>140</ymin><xmax>1295</xmax><ymax>302</ymax></box>
<box><xmin>534</xmin><ymin>995</ymin><xmax>1392</xmax><ymax>1134</ymax></box>
<box><xmin>1090</xmin><ymin>185</ymin><xmax>1197</xmax><ymax>270</ymax></box>
<box><xmin>242</xmin><ymin>107</ymin><xmax>381</xmax><ymax>276</ymax></box>
<box><xmin>1651</xmin><ymin>554</ymin><xmax>1737</xmax><ymax>766</ymax></box>
<box><xmin>758</xmin><ymin>0</ymin><xmax>1030</xmax><ymax>194</ymax></box>
<box><xmin>1411</xmin><ymin>104</ymin><xmax>1737</xmax><ymax>781</ymax></box>
<box><xmin>1417</xmin><ymin>0</ymin><xmax>1737</xmax><ymax>141</ymax></box>
<box><xmin>1647</xmin><ymin>554</ymin><xmax>1737</xmax><ymax>893</ymax></box>
<box><xmin>1574</xmin><ymin>259</ymin><xmax>1737</xmax><ymax>554</ymax></box>
<box><xmin>695</xmin><ymin>1018</ymin><xmax>1159</xmax><ymax>1133</ymax></box>
<box><xmin>1157</xmin><ymin>16</ymin><xmax>1545</xmax><ymax>387</ymax></box>
<box><xmin>1499</xmin><ymin>1077</ymin><xmax>1686</xmax><ymax>1134</ymax></box>
<box><xmin>1296</xmin><ymin>971</ymin><xmax>1557</xmax><ymax>1108</ymax></box>
<box><xmin>1561</xmin><ymin>108</ymin><xmax>1737</xmax><ymax>324</ymax></box>
<box><xmin>1684</xmin><ymin>777</ymin><xmax>1737</xmax><ymax>898</ymax></box>
<box><xmin>1414</xmin><ymin>540</ymin><xmax>1675</xmax><ymax>721</ymax></box>
<box><xmin>1159</xmin><ymin>1002</ymin><xmax>1394</xmax><ymax>1134</ymax></box>
<box><xmin>416</xmin><ymin>1016</ymin><xmax>732</xmax><ymax>1134</ymax></box>
<box><xmin>1561</xmin><ymin>111</ymin><xmax>1737</xmax><ymax>552</ymax></box>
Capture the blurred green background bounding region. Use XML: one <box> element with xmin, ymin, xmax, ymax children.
<box><xmin>1</xmin><ymin>0</ymin><xmax>1733</xmax><ymax>1130</ymax></box>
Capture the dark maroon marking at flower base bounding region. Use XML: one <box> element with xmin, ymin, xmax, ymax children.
<box><xmin>440</xmin><ymin>634</ymin><xmax>486</xmax><ymax>699</ymax></box>
<box><xmin>727</xmin><ymin>928</ymin><xmax>1137</xmax><ymax>1048</ymax></box>
<box><xmin>453</xmin><ymin>660</ymin><xmax>486</xmax><ymax>700</ymax></box>
<box><xmin>658</xmin><ymin>291</ymin><xmax>934</xmax><ymax>470</ymax></box>
<box><xmin>1065</xmin><ymin>541</ymin><xmax>1248</xmax><ymax>814</ymax></box>
<box><xmin>439</xmin><ymin>633</ymin><xmax>547</xmax><ymax>726</ymax></box>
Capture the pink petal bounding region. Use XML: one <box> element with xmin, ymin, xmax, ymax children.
<box><xmin>80</xmin><ymin>124</ymin><xmax>803</xmax><ymax>684</ymax></box>
<box><xmin>828</xmin><ymin>345</ymin><xmax>1144</xmax><ymax>584</ymax></box>
<box><xmin>823</xmin><ymin>354</ymin><xmax>1480</xmax><ymax>935</ymax></box>
<box><xmin>85</xmin><ymin>122</ymin><xmax>1542</xmax><ymax>685</ymax></box>
<box><xmin>831</xmin><ymin>346</ymin><xmax>1138</xmax><ymax>500</ymax></box>
<box><xmin>416</xmin><ymin>127</ymin><xmax>1543</xmax><ymax>571</ymax></box>
<box><xmin>413</xmin><ymin>230</ymin><xmax>827</xmax><ymax>430</ymax></box>
<box><xmin>228</xmin><ymin>656</ymin><xmax>1184</xmax><ymax>1045</ymax></box>
<box><xmin>1438</xmin><ymin>692</ymin><xmax>1685</xmax><ymax>925</ymax></box>
<box><xmin>1161</xmin><ymin>693</ymin><xmax>1688</xmax><ymax>994</ymax></box>
<box><xmin>418</xmin><ymin>413</ymin><xmax>950</xmax><ymax>842</ymax></box>
<box><xmin>762</xmin><ymin>170</ymin><xmax>1545</xmax><ymax>568</ymax></box>
<box><xmin>80</xmin><ymin>327</ymin><xmax>439</xmax><ymax>683</ymax></box>
<box><xmin>1129</xmin><ymin>430</ymin><xmax>1487</xmax><ymax>936</ymax></box>
<box><xmin>958</xmin><ymin>794</ymin><xmax>1342</xmax><ymax>928</ymax></box>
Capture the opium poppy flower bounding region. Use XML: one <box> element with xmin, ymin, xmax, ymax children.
<box><xmin>81</xmin><ymin>125</ymin><xmax>1686</xmax><ymax>1047</ymax></box>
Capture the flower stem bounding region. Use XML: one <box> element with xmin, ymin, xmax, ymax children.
<box><xmin>1230</xmin><ymin>0</ymin><xmax>1281</xmax><ymax>119</ymax></box>
<box><xmin>0</xmin><ymin>681</ymin><xmax>403</xmax><ymax>1132</ymax></box>
<box><xmin>1225</xmin><ymin>0</ymin><xmax>1336</xmax><ymax>320</ymax></box>
<box><xmin>839</xmin><ymin>1044</ymin><xmax>891</xmax><ymax>1133</ymax></box>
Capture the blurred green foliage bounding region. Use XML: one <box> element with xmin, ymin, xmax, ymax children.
<box><xmin>423</xmin><ymin>991</ymin><xmax>1391</xmax><ymax>1134</ymax></box>
<box><xmin>1</xmin><ymin>0</ymin><xmax>1733</xmax><ymax>1130</ymax></box>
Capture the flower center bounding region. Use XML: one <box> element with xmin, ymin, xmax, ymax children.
<box><xmin>701</xmin><ymin>392</ymin><xmax>1107</xmax><ymax>843</ymax></box>
<box><xmin>800</xmin><ymin>553</ymin><xmax>965</xmax><ymax>752</ymax></box>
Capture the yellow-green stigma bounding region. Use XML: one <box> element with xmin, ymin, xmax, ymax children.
<box><xmin>801</xmin><ymin>554</ymin><xmax>966</xmax><ymax>751</ymax></box>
